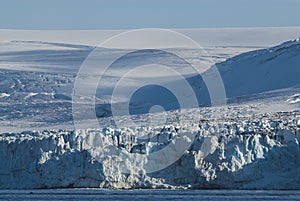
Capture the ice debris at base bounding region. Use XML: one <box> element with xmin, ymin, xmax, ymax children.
<box><xmin>1</xmin><ymin>111</ymin><xmax>300</xmax><ymax>189</ymax></box>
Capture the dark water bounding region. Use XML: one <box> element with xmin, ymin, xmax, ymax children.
<box><xmin>0</xmin><ymin>189</ymin><xmax>299</xmax><ymax>201</ymax></box>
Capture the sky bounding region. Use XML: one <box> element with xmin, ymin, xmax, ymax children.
<box><xmin>0</xmin><ymin>0</ymin><xmax>299</xmax><ymax>30</ymax></box>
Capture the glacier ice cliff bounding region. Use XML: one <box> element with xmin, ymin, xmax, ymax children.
<box><xmin>1</xmin><ymin>111</ymin><xmax>300</xmax><ymax>189</ymax></box>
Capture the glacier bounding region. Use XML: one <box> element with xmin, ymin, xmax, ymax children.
<box><xmin>1</xmin><ymin>108</ymin><xmax>300</xmax><ymax>189</ymax></box>
<box><xmin>1</xmin><ymin>36</ymin><xmax>300</xmax><ymax>190</ymax></box>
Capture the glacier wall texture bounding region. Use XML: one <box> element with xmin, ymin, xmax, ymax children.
<box><xmin>1</xmin><ymin>114</ymin><xmax>300</xmax><ymax>189</ymax></box>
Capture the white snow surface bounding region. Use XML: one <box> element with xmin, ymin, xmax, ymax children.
<box><xmin>0</xmin><ymin>30</ymin><xmax>300</xmax><ymax>189</ymax></box>
<box><xmin>0</xmin><ymin>40</ymin><xmax>257</xmax><ymax>133</ymax></box>
<box><xmin>1</xmin><ymin>27</ymin><xmax>300</xmax><ymax>47</ymax></box>
<box><xmin>1</xmin><ymin>37</ymin><xmax>299</xmax><ymax>130</ymax></box>
<box><xmin>214</xmin><ymin>37</ymin><xmax>300</xmax><ymax>98</ymax></box>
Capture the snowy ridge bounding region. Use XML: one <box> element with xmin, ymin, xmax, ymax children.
<box><xmin>97</xmin><ymin>37</ymin><xmax>300</xmax><ymax>112</ymax></box>
<box><xmin>0</xmin><ymin>41</ymin><xmax>93</xmax><ymax>73</ymax></box>
<box><xmin>271</xmin><ymin>38</ymin><xmax>300</xmax><ymax>51</ymax></box>
<box><xmin>213</xmin><ymin>37</ymin><xmax>300</xmax><ymax>98</ymax></box>
<box><xmin>94</xmin><ymin>38</ymin><xmax>300</xmax><ymax>115</ymax></box>
<box><xmin>8</xmin><ymin>40</ymin><xmax>94</xmax><ymax>50</ymax></box>
<box><xmin>1</xmin><ymin>110</ymin><xmax>300</xmax><ymax>189</ymax></box>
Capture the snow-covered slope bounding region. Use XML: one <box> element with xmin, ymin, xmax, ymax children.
<box><xmin>1</xmin><ymin>38</ymin><xmax>300</xmax><ymax>131</ymax></box>
<box><xmin>0</xmin><ymin>40</ymin><xmax>255</xmax><ymax>132</ymax></box>
<box><xmin>0</xmin><ymin>41</ymin><xmax>93</xmax><ymax>73</ymax></box>
<box><xmin>216</xmin><ymin>38</ymin><xmax>300</xmax><ymax>98</ymax></box>
<box><xmin>109</xmin><ymin>38</ymin><xmax>300</xmax><ymax>111</ymax></box>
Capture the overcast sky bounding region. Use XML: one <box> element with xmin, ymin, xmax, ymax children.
<box><xmin>0</xmin><ymin>0</ymin><xmax>299</xmax><ymax>30</ymax></box>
